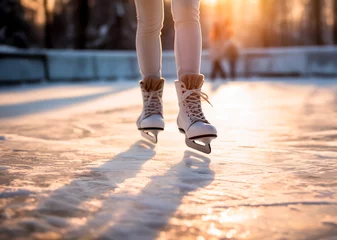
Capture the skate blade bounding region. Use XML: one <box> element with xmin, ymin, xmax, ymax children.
<box><xmin>179</xmin><ymin>128</ymin><xmax>217</xmax><ymax>154</ymax></box>
<box><xmin>185</xmin><ymin>136</ymin><xmax>216</xmax><ymax>154</ymax></box>
<box><xmin>139</xmin><ymin>128</ymin><xmax>163</xmax><ymax>144</ymax></box>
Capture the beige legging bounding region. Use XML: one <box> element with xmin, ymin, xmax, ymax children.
<box><xmin>135</xmin><ymin>0</ymin><xmax>201</xmax><ymax>79</ymax></box>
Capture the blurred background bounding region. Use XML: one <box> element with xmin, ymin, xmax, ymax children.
<box><xmin>1</xmin><ymin>0</ymin><xmax>337</xmax><ymax>49</ymax></box>
<box><xmin>0</xmin><ymin>0</ymin><xmax>337</xmax><ymax>83</ymax></box>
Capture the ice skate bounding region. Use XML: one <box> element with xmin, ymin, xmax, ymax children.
<box><xmin>175</xmin><ymin>74</ymin><xmax>217</xmax><ymax>154</ymax></box>
<box><xmin>137</xmin><ymin>77</ymin><xmax>165</xmax><ymax>143</ymax></box>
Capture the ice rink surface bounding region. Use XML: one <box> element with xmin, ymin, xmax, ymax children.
<box><xmin>1</xmin><ymin>78</ymin><xmax>337</xmax><ymax>240</ymax></box>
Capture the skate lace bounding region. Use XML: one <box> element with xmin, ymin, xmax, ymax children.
<box><xmin>181</xmin><ymin>88</ymin><xmax>212</xmax><ymax>124</ymax></box>
<box><xmin>143</xmin><ymin>89</ymin><xmax>163</xmax><ymax>117</ymax></box>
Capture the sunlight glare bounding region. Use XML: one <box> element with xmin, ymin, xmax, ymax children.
<box><xmin>203</xmin><ymin>0</ymin><xmax>218</xmax><ymax>5</ymax></box>
<box><xmin>207</xmin><ymin>223</ymin><xmax>222</xmax><ymax>237</ymax></box>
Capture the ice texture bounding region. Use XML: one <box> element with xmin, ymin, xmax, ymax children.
<box><xmin>1</xmin><ymin>79</ymin><xmax>337</xmax><ymax>239</ymax></box>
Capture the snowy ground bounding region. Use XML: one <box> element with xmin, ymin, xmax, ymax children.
<box><xmin>1</xmin><ymin>78</ymin><xmax>337</xmax><ymax>240</ymax></box>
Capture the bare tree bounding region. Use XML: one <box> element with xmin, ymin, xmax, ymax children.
<box><xmin>5</xmin><ymin>0</ymin><xmax>335</xmax><ymax>49</ymax></box>
<box><xmin>279</xmin><ymin>0</ymin><xmax>289</xmax><ymax>46</ymax></box>
<box><xmin>312</xmin><ymin>0</ymin><xmax>323</xmax><ymax>45</ymax></box>
<box><xmin>74</xmin><ymin>0</ymin><xmax>89</xmax><ymax>49</ymax></box>
<box><xmin>260</xmin><ymin>0</ymin><xmax>269</xmax><ymax>47</ymax></box>
<box><xmin>333</xmin><ymin>0</ymin><xmax>337</xmax><ymax>45</ymax></box>
<box><xmin>43</xmin><ymin>0</ymin><xmax>53</xmax><ymax>48</ymax></box>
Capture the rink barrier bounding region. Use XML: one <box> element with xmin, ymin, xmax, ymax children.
<box><xmin>0</xmin><ymin>46</ymin><xmax>337</xmax><ymax>84</ymax></box>
<box><xmin>242</xmin><ymin>47</ymin><xmax>337</xmax><ymax>77</ymax></box>
<box><xmin>0</xmin><ymin>51</ymin><xmax>48</xmax><ymax>84</ymax></box>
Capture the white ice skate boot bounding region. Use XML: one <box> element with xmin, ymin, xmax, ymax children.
<box><xmin>175</xmin><ymin>74</ymin><xmax>217</xmax><ymax>154</ymax></box>
<box><xmin>137</xmin><ymin>77</ymin><xmax>165</xmax><ymax>143</ymax></box>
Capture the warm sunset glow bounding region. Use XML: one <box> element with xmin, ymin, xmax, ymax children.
<box><xmin>20</xmin><ymin>0</ymin><xmax>56</xmax><ymax>25</ymax></box>
<box><xmin>291</xmin><ymin>3</ymin><xmax>304</xmax><ymax>21</ymax></box>
<box><xmin>200</xmin><ymin>0</ymin><xmax>312</xmax><ymax>47</ymax></box>
<box><xmin>203</xmin><ymin>0</ymin><xmax>218</xmax><ymax>5</ymax></box>
<box><xmin>20</xmin><ymin>0</ymin><xmax>44</xmax><ymax>25</ymax></box>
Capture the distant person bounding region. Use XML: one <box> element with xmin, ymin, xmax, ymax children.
<box><xmin>223</xmin><ymin>33</ymin><xmax>239</xmax><ymax>80</ymax></box>
<box><xmin>133</xmin><ymin>0</ymin><xmax>217</xmax><ymax>154</ymax></box>
<box><xmin>209</xmin><ymin>19</ymin><xmax>239</xmax><ymax>81</ymax></box>
<box><xmin>209</xmin><ymin>20</ymin><xmax>227</xmax><ymax>81</ymax></box>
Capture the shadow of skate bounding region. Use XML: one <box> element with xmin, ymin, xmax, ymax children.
<box><xmin>36</xmin><ymin>140</ymin><xmax>155</xmax><ymax>218</ymax></box>
<box><xmin>92</xmin><ymin>150</ymin><xmax>214</xmax><ymax>240</ymax></box>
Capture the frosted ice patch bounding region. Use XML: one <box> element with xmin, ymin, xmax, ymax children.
<box><xmin>0</xmin><ymin>166</ymin><xmax>9</xmax><ymax>171</ymax></box>
<box><xmin>0</xmin><ymin>80</ymin><xmax>337</xmax><ymax>239</ymax></box>
<box><xmin>0</xmin><ymin>189</ymin><xmax>35</xmax><ymax>198</ymax></box>
<box><xmin>12</xmin><ymin>149</ymin><xmax>27</xmax><ymax>152</ymax></box>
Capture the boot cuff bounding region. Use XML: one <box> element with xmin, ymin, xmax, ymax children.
<box><xmin>141</xmin><ymin>77</ymin><xmax>165</xmax><ymax>91</ymax></box>
<box><xmin>180</xmin><ymin>74</ymin><xmax>204</xmax><ymax>89</ymax></box>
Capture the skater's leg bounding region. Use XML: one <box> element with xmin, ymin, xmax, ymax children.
<box><xmin>214</xmin><ymin>60</ymin><xmax>222</xmax><ymax>79</ymax></box>
<box><xmin>137</xmin><ymin>76</ymin><xmax>165</xmax><ymax>143</ymax></box>
<box><xmin>230</xmin><ymin>59</ymin><xmax>237</xmax><ymax>80</ymax></box>
<box><xmin>135</xmin><ymin>0</ymin><xmax>164</xmax><ymax>79</ymax></box>
<box><xmin>171</xmin><ymin>0</ymin><xmax>217</xmax><ymax>153</ymax></box>
<box><xmin>174</xmin><ymin>74</ymin><xmax>217</xmax><ymax>154</ymax></box>
<box><xmin>218</xmin><ymin>60</ymin><xmax>227</xmax><ymax>79</ymax></box>
<box><xmin>172</xmin><ymin>0</ymin><xmax>201</xmax><ymax>78</ymax></box>
<box><xmin>210</xmin><ymin>61</ymin><xmax>218</xmax><ymax>80</ymax></box>
<box><xmin>135</xmin><ymin>0</ymin><xmax>165</xmax><ymax>143</ymax></box>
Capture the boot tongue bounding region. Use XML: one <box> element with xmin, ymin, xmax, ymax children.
<box><xmin>180</xmin><ymin>74</ymin><xmax>204</xmax><ymax>90</ymax></box>
<box><xmin>142</xmin><ymin>77</ymin><xmax>165</xmax><ymax>91</ymax></box>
